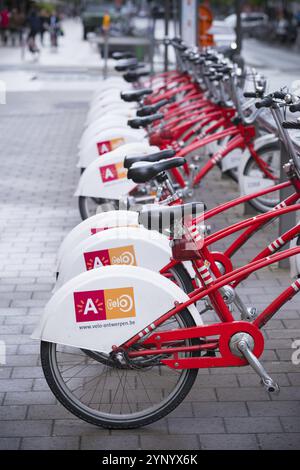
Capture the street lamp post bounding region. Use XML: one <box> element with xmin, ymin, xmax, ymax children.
<box><xmin>235</xmin><ymin>0</ymin><xmax>242</xmax><ymax>54</ymax></box>
<box><xmin>164</xmin><ymin>0</ymin><xmax>171</xmax><ymax>72</ymax></box>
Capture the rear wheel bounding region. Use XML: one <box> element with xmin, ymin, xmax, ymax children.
<box><xmin>41</xmin><ymin>306</ymin><xmax>200</xmax><ymax>429</ymax></box>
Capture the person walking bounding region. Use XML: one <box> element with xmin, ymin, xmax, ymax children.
<box><xmin>9</xmin><ymin>8</ymin><xmax>20</xmax><ymax>46</ymax></box>
<box><xmin>27</xmin><ymin>9</ymin><xmax>40</xmax><ymax>54</ymax></box>
<box><xmin>39</xmin><ymin>9</ymin><xmax>49</xmax><ymax>46</ymax></box>
<box><xmin>0</xmin><ymin>6</ymin><xmax>9</xmax><ymax>45</ymax></box>
<box><xmin>49</xmin><ymin>11</ymin><xmax>61</xmax><ymax>50</ymax></box>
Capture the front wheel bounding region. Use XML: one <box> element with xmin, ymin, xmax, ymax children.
<box><xmin>239</xmin><ymin>142</ymin><xmax>280</xmax><ymax>213</ymax></box>
<box><xmin>41</xmin><ymin>308</ymin><xmax>200</xmax><ymax>429</ymax></box>
<box><xmin>78</xmin><ymin>196</ymin><xmax>117</xmax><ymax>220</ymax></box>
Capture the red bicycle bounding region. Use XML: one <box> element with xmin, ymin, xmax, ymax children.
<box><xmin>40</xmin><ymin>94</ymin><xmax>300</xmax><ymax>428</ymax></box>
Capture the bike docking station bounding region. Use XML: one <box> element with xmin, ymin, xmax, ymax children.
<box><xmin>30</xmin><ymin>33</ymin><xmax>300</xmax><ymax>439</ymax></box>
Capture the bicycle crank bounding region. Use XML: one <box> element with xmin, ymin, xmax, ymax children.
<box><xmin>229</xmin><ymin>332</ymin><xmax>280</xmax><ymax>394</ymax></box>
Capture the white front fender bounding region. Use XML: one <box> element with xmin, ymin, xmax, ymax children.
<box><xmin>57</xmin><ymin>210</ymin><xmax>139</xmax><ymax>270</ymax></box>
<box><xmin>75</xmin><ymin>151</ymin><xmax>137</xmax><ymax>199</ymax></box>
<box><xmin>56</xmin><ymin>226</ymin><xmax>172</xmax><ymax>290</ymax></box>
<box><xmin>77</xmin><ymin>129</ymin><xmax>147</xmax><ymax>168</ymax></box>
<box><xmin>77</xmin><ymin>142</ymin><xmax>158</xmax><ymax>169</ymax></box>
<box><xmin>32</xmin><ymin>265</ymin><xmax>202</xmax><ymax>353</ymax></box>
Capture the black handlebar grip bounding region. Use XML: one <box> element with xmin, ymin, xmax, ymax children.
<box><xmin>244</xmin><ymin>92</ymin><xmax>258</xmax><ymax>98</ymax></box>
<box><xmin>282</xmin><ymin>121</ymin><xmax>300</xmax><ymax>130</ymax></box>
<box><xmin>273</xmin><ymin>91</ymin><xmax>287</xmax><ymax>100</ymax></box>
<box><xmin>290</xmin><ymin>101</ymin><xmax>300</xmax><ymax>113</ymax></box>
<box><xmin>255</xmin><ymin>96</ymin><xmax>274</xmax><ymax>109</ymax></box>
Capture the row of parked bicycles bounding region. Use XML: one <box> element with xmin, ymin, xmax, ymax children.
<box><xmin>33</xmin><ymin>38</ymin><xmax>300</xmax><ymax>429</ymax></box>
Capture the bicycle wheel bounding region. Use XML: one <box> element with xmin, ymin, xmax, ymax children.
<box><xmin>78</xmin><ymin>196</ymin><xmax>117</xmax><ymax>220</ymax></box>
<box><xmin>240</xmin><ymin>142</ymin><xmax>280</xmax><ymax>213</ymax></box>
<box><xmin>41</xmin><ymin>306</ymin><xmax>200</xmax><ymax>429</ymax></box>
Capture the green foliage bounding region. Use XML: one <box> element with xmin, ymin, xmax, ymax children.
<box><xmin>35</xmin><ymin>2</ymin><xmax>55</xmax><ymax>14</ymax></box>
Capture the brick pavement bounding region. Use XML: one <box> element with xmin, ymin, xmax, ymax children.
<box><xmin>0</xmin><ymin>90</ymin><xmax>299</xmax><ymax>450</ymax></box>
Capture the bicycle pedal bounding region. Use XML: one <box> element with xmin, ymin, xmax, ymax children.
<box><xmin>260</xmin><ymin>378</ymin><xmax>280</xmax><ymax>394</ymax></box>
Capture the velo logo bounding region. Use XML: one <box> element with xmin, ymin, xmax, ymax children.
<box><xmin>100</xmin><ymin>162</ymin><xmax>127</xmax><ymax>184</ymax></box>
<box><xmin>74</xmin><ymin>287</ymin><xmax>136</xmax><ymax>323</ymax></box>
<box><xmin>97</xmin><ymin>138</ymin><xmax>125</xmax><ymax>156</ymax></box>
<box><xmin>84</xmin><ymin>245</ymin><xmax>136</xmax><ymax>270</ymax></box>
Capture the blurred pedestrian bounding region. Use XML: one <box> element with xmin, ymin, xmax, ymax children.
<box><xmin>49</xmin><ymin>11</ymin><xmax>61</xmax><ymax>50</ymax></box>
<box><xmin>27</xmin><ymin>9</ymin><xmax>40</xmax><ymax>54</ymax></box>
<box><xmin>0</xmin><ymin>6</ymin><xmax>9</xmax><ymax>45</ymax></box>
<box><xmin>39</xmin><ymin>9</ymin><xmax>49</xmax><ymax>46</ymax></box>
<box><xmin>9</xmin><ymin>8</ymin><xmax>24</xmax><ymax>46</ymax></box>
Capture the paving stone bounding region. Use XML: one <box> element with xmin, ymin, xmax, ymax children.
<box><xmin>0</xmin><ymin>438</ymin><xmax>21</xmax><ymax>450</ymax></box>
<box><xmin>140</xmin><ymin>435</ymin><xmax>199</xmax><ymax>450</ymax></box>
<box><xmin>199</xmin><ymin>434</ymin><xmax>259</xmax><ymax>450</ymax></box>
<box><xmin>192</xmin><ymin>402</ymin><xmax>248</xmax><ymax>417</ymax></box>
<box><xmin>21</xmin><ymin>437</ymin><xmax>80</xmax><ymax>450</ymax></box>
<box><xmin>0</xmin><ymin>378</ymin><xmax>33</xmax><ymax>392</ymax></box>
<box><xmin>216</xmin><ymin>387</ymin><xmax>271</xmax><ymax>402</ymax></box>
<box><xmin>4</xmin><ymin>391</ymin><xmax>56</xmax><ymax>405</ymax></box>
<box><xmin>168</xmin><ymin>417</ymin><xmax>225</xmax><ymax>434</ymax></box>
<box><xmin>81</xmin><ymin>435</ymin><xmax>140</xmax><ymax>450</ymax></box>
<box><xmin>0</xmin><ymin>405</ymin><xmax>27</xmax><ymax>420</ymax></box>
<box><xmin>225</xmin><ymin>417</ymin><xmax>283</xmax><ymax>433</ymax></box>
<box><xmin>0</xmin><ymin>420</ymin><xmax>52</xmax><ymax>437</ymax></box>
<box><xmin>258</xmin><ymin>433</ymin><xmax>300</xmax><ymax>450</ymax></box>
<box><xmin>53</xmin><ymin>419</ymin><xmax>110</xmax><ymax>436</ymax></box>
<box><xmin>280</xmin><ymin>417</ymin><xmax>300</xmax><ymax>432</ymax></box>
<box><xmin>248</xmin><ymin>401</ymin><xmax>300</xmax><ymax>417</ymax></box>
<box><xmin>27</xmin><ymin>404</ymin><xmax>74</xmax><ymax>420</ymax></box>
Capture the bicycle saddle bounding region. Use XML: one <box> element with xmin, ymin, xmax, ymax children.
<box><xmin>137</xmin><ymin>98</ymin><xmax>171</xmax><ymax>117</ymax></box>
<box><xmin>123</xmin><ymin>71</ymin><xmax>150</xmax><ymax>83</ymax></box>
<box><xmin>139</xmin><ymin>202</ymin><xmax>205</xmax><ymax>233</ymax></box>
<box><xmin>128</xmin><ymin>113</ymin><xmax>163</xmax><ymax>129</ymax></box>
<box><xmin>124</xmin><ymin>149</ymin><xmax>176</xmax><ymax>169</ymax></box>
<box><xmin>127</xmin><ymin>157</ymin><xmax>185</xmax><ymax>184</ymax></box>
<box><xmin>112</xmin><ymin>51</ymin><xmax>136</xmax><ymax>60</ymax></box>
<box><xmin>121</xmin><ymin>88</ymin><xmax>153</xmax><ymax>103</ymax></box>
<box><xmin>115</xmin><ymin>61</ymin><xmax>146</xmax><ymax>72</ymax></box>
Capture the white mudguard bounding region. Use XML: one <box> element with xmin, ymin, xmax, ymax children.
<box><xmin>56</xmin><ymin>226</ymin><xmax>172</xmax><ymax>290</ymax></box>
<box><xmin>79</xmin><ymin>113</ymin><xmax>137</xmax><ymax>150</ymax></box>
<box><xmin>76</xmin><ymin>151</ymin><xmax>136</xmax><ymax>199</ymax></box>
<box><xmin>32</xmin><ymin>265</ymin><xmax>202</xmax><ymax>353</ymax></box>
<box><xmin>78</xmin><ymin>142</ymin><xmax>158</xmax><ymax>169</ymax></box>
<box><xmin>57</xmin><ymin>210</ymin><xmax>139</xmax><ymax>270</ymax></box>
<box><xmin>78</xmin><ymin>128</ymin><xmax>147</xmax><ymax>168</ymax></box>
<box><xmin>85</xmin><ymin>102</ymin><xmax>136</xmax><ymax>126</ymax></box>
<box><xmin>91</xmin><ymin>77</ymin><xmax>127</xmax><ymax>95</ymax></box>
<box><xmin>238</xmin><ymin>134</ymin><xmax>278</xmax><ymax>195</ymax></box>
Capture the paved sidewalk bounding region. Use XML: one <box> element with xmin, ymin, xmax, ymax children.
<box><xmin>0</xmin><ymin>89</ymin><xmax>299</xmax><ymax>450</ymax></box>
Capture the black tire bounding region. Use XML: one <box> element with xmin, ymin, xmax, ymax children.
<box><xmin>242</xmin><ymin>142</ymin><xmax>280</xmax><ymax>213</ymax></box>
<box><xmin>41</xmin><ymin>306</ymin><xmax>200</xmax><ymax>429</ymax></box>
<box><xmin>78</xmin><ymin>196</ymin><xmax>117</xmax><ymax>220</ymax></box>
